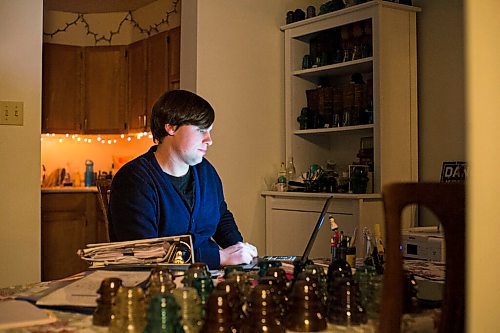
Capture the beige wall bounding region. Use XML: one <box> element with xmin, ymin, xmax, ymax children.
<box><xmin>0</xmin><ymin>0</ymin><xmax>43</xmax><ymax>287</ymax></box>
<box><xmin>181</xmin><ymin>0</ymin><xmax>319</xmax><ymax>252</ymax></box>
<box><xmin>182</xmin><ymin>0</ymin><xmax>291</xmax><ymax>252</ymax></box>
<box><xmin>413</xmin><ymin>0</ymin><xmax>466</xmax><ymax>226</ymax></box>
<box><xmin>414</xmin><ymin>0</ymin><xmax>466</xmax><ymax>182</ymax></box>
<box><xmin>466</xmin><ymin>1</ymin><xmax>500</xmax><ymax>331</ymax></box>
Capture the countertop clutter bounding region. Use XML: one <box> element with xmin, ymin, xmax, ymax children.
<box><xmin>41</xmin><ymin>186</ymin><xmax>98</xmax><ymax>193</ymax></box>
<box><xmin>41</xmin><ymin>163</ymin><xmax>113</xmax><ymax>190</ymax></box>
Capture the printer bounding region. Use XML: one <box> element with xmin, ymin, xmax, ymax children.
<box><xmin>401</xmin><ymin>227</ymin><xmax>445</xmax><ymax>263</ymax></box>
<box><xmin>401</xmin><ymin>227</ymin><xmax>446</xmax><ymax>302</ymax></box>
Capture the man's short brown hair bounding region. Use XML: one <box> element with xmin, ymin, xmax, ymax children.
<box><xmin>150</xmin><ymin>89</ymin><xmax>215</xmax><ymax>143</ymax></box>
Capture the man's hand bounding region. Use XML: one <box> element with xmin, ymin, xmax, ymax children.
<box><xmin>219</xmin><ymin>242</ymin><xmax>258</xmax><ymax>266</ymax></box>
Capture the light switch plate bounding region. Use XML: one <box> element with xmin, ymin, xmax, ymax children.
<box><xmin>0</xmin><ymin>101</ymin><xmax>24</xmax><ymax>126</ymax></box>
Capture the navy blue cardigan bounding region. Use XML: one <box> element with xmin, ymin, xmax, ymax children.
<box><xmin>109</xmin><ymin>146</ymin><xmax>243</xmax><ymax>269</ymax></box>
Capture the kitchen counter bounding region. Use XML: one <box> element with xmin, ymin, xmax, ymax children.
<box><xmin>41</xmin><ymin>186</ymin><xmax>98</xmax><ymax>193</ymax></box>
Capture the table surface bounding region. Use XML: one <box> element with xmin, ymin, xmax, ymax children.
<box><xmin>0</xmin><ymin>263</ymin><xmax>441</xmax><ymax>333</ymax></box>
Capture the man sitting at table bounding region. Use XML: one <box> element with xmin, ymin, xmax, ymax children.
<box><xmin>109</xmin><ymin>89</ymin><xmax>257</xmax><ymax>269</ymax></box>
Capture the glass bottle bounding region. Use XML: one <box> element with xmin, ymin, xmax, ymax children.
<box><xmin>85</xmin><ymin>159</ymin><xmax>94</xmax><ymax>187</ymax></box>
<box><xmin>145</xmin><ymin>267</ymin><xmax>176</xmax><ymax>303</ymax></box>
<box><xmin>216</xmin><ymin>280</ymin><xmax>244</xmax><ymax>331</ymax></box>
<box><xmin>354</xmin><ymin>265</ymin><xmax>382</xmax><ymax>320</ymax></box>
<box><xmin>241</xmin><ymin>284</ymin><xmax>284</xmax><ymax>333</ymax></box>
<box><xmin>93</xmin><ymin>277</ymin><xmax>123</xmax><ymax>326</ymax></box>
<box><xmin>191</xmin><ymin>276</ymin><xmax>214</xmax><ymax>319</ymax></box>
<box><xmin>277</xmin><ymin>162</ymin><xmax>287</xmax><ymax>192</ymax></box>
<box><xmin>327</xmin><ymin>246</ymin><xmax>352</xmax><ymax>322</ymax></box>
<box><xmin>172</xmin><ymin>287</ymin><xmax>203</xmax><ymax>333</ymax></box>
<box><xmin>144</xmin><ymin>293</ymin><xmax>183</xmax><ymax>333</ymax></box>
<box><xmin>200</xmin><ymin>291</ymin><xmax>234</xmax><ymax>333</ymax></box>
<box><xmin>285</xmin><ymin>279</ymin><xmax>327</xmax><ymax>332</ymax></box>
<box><xmin>110</xmin><ymin>286</ymin><xmax>146</xmax><ymax>333</ymax></box>
<box><xmin>286</xmin><ymin>157</ymin><xmax>297</xmax><ymax>182</ymax></box>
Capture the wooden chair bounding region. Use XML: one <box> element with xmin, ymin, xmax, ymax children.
<box><xmin>379</xmin><ymin>182</ymin><xmax>465</xmax><ymax>333</ymax></box>
<box><xmin>96</xmin><ymin>178</ymin><xmax>113</xmax><ymax>243</ymax></box>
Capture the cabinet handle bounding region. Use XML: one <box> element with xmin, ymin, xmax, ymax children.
<box><xmin>138</xmin><ymin>115</ymin><xmax>142</xmax><ymax>127</ymax></box>
<box><xmin>84</xmin><ymin>118</ymin><xmax>87</xmax><ymax>130</ymax></box>
<box><xmin>143</xmin><ymin>114</ymin><xmax>147</xmax><ymax>128</ymax></box>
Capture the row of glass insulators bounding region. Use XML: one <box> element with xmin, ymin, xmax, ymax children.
<box><xmin>92</xmin><ymin>261</ymin><xmax>383</xmax><ymax>332</ymax></box>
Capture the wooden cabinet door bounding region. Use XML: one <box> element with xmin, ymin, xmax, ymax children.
<box><xmin>146</xmin><ymin>31</ymin><xmax>169</xmax><ymax>114</ymax></box>
<box><xmin>41</xmin><ymin>193</ymin><xmax>109</xmax><ymax>281</ymax></box>
<box><xmin>42</xmin><ymin>44</ymin><xmax>83</xmax><ymax>133</ymax></box>
<box><xmin>168</xmin><ymin>27</ymin><xmax>181</xmax><ymax>90</ymax></box>
<box><xmin>41</xmin><ymin>211</ymin><xmax>88</xmax><ymax>281</ymax></box>
<box><xmin>84</xmin><ymin>46</ymin><xmax>127</xmax><ymax>134</ymax></box>
<box><xmin>127</xmin><ymin>39</ymin><xmax>148</xmax><ymax>132</ymax></box>
<box><xmin>41</xmin><ymin>193</ymin><xmax>88</xmax><ymax>281</ymax></box>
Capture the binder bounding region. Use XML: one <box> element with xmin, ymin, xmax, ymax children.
<box><xmin>78</xmin><ymin>235</ymin><xmax>194</xmax><ymax>270</ymax></box>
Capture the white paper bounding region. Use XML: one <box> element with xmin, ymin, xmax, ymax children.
<box><xmin>36</xmin><ymin>270</ymin><xmax>151</xmax><ymax>308</ymax></box>
<box><xmin>0</xmin><ymin>300</ymin><xmax>57</xmax><ymax>329</ymax></box>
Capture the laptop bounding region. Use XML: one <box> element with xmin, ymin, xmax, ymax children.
<box><xmin>243</xmin><ymin>195</ymin><xmax>334</xmax><ymax>270</ymax></box>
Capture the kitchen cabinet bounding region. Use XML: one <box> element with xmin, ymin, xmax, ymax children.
<box><xmin>84</xmin><ymin>46</ymin><xmax>127</xmax><ymax>134</ymax></box>
<box><xmin>41</xmin><ymin>27</ymin><xmax>181</xmax><ymax>134</ymax></box>
<box><xmin>146</xmin><ymin>30</ymin><xmax>169</xmax><ymax>115</ymax></box>
<box><xmin>42</xmin><ymin>44</ymin><xmax>83</xmax><ymax>133</ymax></box>
<box><xmin>127</xmin><ymin>27</ymin><xmax>181</xmax><ymax>132</ymax></box>
<box><xmin>41</xmin><ymin>192</ymin><xmax>107</xmax><ymax>281</ymax></box>
<box><xmin>168</xmin><ymin>26</ymin><xmax>181</xmax><ymax>90</ymax></box>
<box><xmin>127</xmin><ymin>39</ymin><xmax>148</xmax><ymax>132</ymax></box>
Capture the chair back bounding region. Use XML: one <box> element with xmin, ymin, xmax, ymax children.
<box><xmin>379</xmin><ymin>182</ymin><xmax>465</xmax><ymax>333</ymax></box>
<box><xmin>96</xmin><ymin>178</ymin><xmax>113</xmax><ymax>243</ymax></box>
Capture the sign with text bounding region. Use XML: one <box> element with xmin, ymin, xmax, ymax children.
<box><xmin>440</xmin><ymin>161</ymin><xmax>467</xmax><ymax>183</ymax></box>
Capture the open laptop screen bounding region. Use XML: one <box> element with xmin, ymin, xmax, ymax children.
<box><xmin>250</xmin><ymin>195</ymin><xmax>334</xmax><ymax>267</ymax></box>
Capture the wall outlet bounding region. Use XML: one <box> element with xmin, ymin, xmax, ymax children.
<box><xmin>0</xmin><ymin>101</ymin><xmax>24</xmax><ymax>126</ymax></box>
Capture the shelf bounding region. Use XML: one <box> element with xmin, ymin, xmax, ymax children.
<box><xmin>284</xmin><ymin>1</ymin><xmax>419</xmax><ymax>195</ymax></box>
<box><xmin>261</xmin><ymin>191</ymin><xmax>381</xmax><ymax>200</ymax></box>
<box><xmin>294</xmin><ymin>124</ymin><xmax>374</xmax><ymax>135</ymax></box>
<box><xmin>293</xmin><ymin>57</ymin><xmax>373</xmax><ymax>82</ymax></box>
<box><xmin>280</xmin><ymin>0</ymin><xmax>421</xmax><ymax>32</ymax></box>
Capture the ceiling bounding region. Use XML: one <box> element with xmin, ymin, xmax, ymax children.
<box><xmin>44</xmin><ymin>0</ymin><xmax>159</xmax><ymax>13</ymax></box>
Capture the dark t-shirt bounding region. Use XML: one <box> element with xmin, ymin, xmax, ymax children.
<box><xmin>167</xmin><ymin>167</ymin><xmax>195</xmax><ymax>212</ymax></box>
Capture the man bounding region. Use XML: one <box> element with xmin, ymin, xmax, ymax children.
<box><xmin>109</xmin><ymin>89</ymin><xmax>257</xmax><ymax>269</ymax></box>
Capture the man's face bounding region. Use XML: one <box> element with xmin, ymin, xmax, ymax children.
<box><xmin>167</xmin><ymin>124</ymin><xmax>213</xmax><ymax>166</ymax></box>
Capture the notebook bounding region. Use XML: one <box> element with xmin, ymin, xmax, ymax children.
<box><xmin>244</xmin><ymin>196</ymin><xmax>333</xmax><ymax>269</ymax></box>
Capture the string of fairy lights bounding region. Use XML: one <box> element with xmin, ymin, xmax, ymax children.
<box><xmin>43</xmin><ymin>0</ymin><xmax>179</xmax><ymax>45</ymax></box>
<box><xmin>41</xmin><ymin>133</ymin><xmax>153</xmax><ymax>144</ymax></box>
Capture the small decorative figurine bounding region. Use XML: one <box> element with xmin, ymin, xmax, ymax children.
<box><xmin>173</xmin><ymin>250</ymin><xmax>185</xmax><ymax>264</ymax></box>
<box><xmin>297</xmin><ymin>107</ymin><xmax>310</xmax><ymax>130</ymax></box>
<box><xmin>306</xmin><ymin>6</ymin><xmax>316</xmax><ymax>19</ymax></box>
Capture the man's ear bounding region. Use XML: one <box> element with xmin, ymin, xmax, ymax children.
<box><xmin>165</xmin><ymin>124</ymin><xmax>177</xmax><ymax>136</ymax></box>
